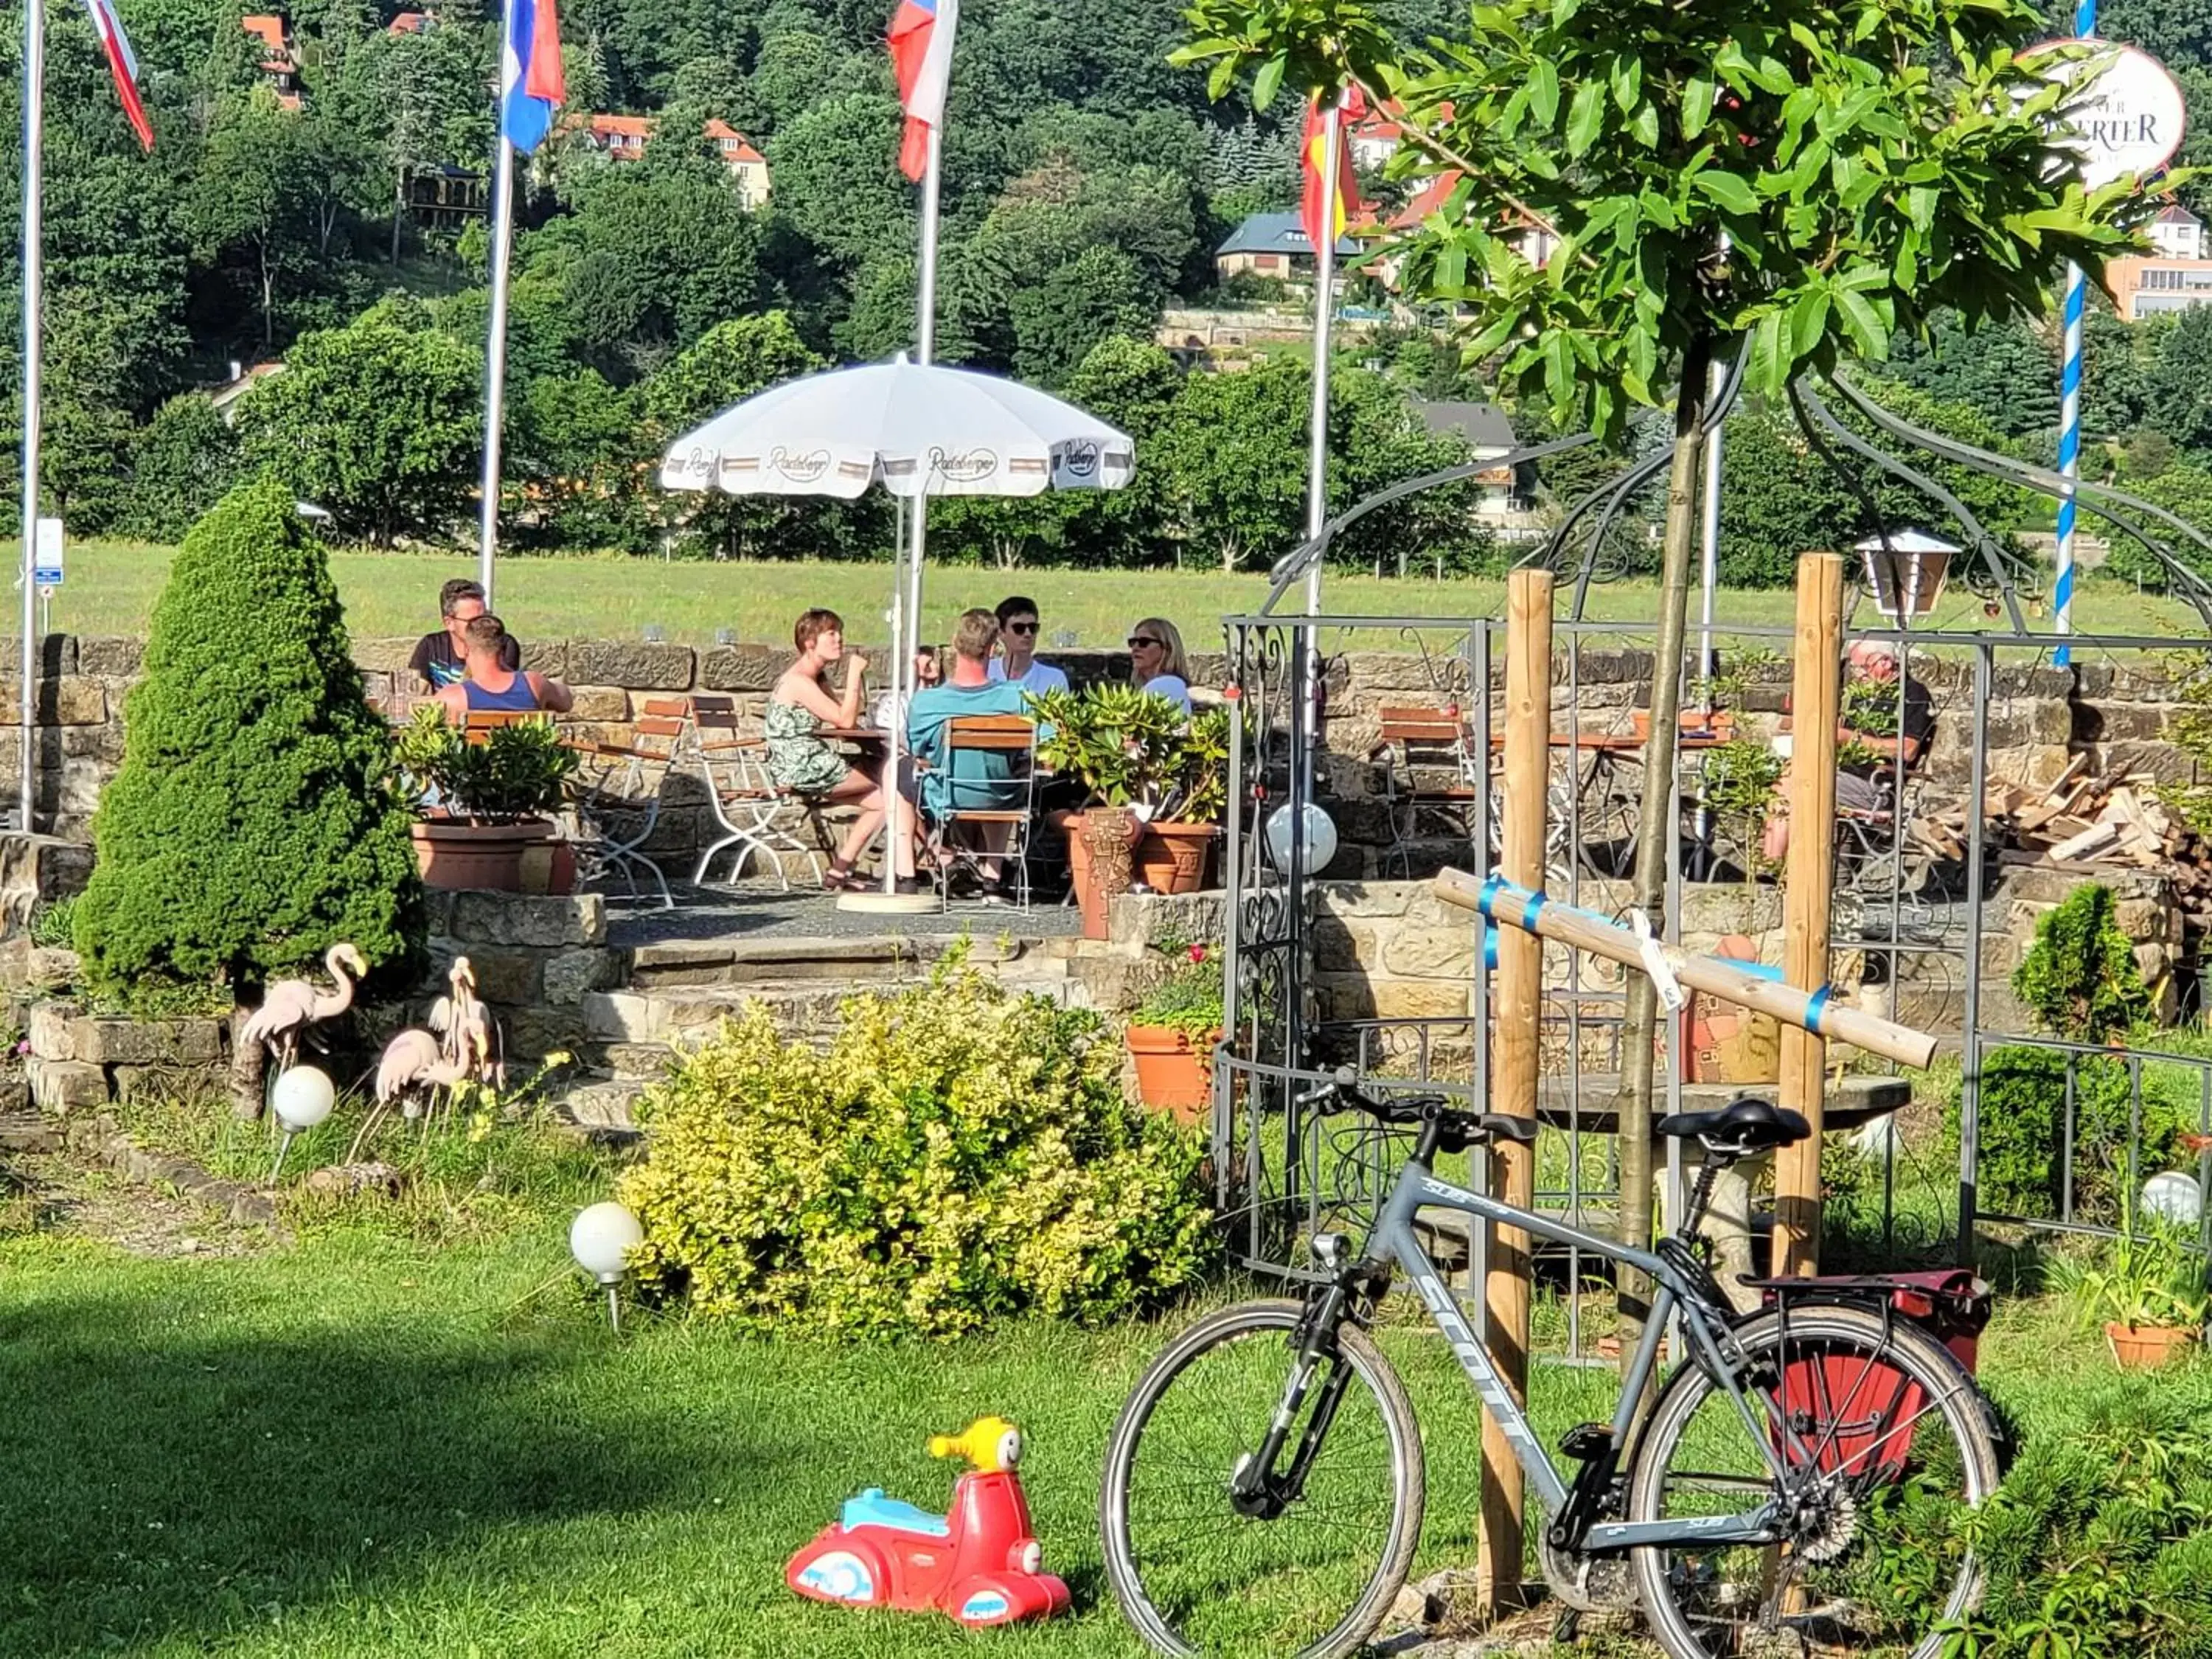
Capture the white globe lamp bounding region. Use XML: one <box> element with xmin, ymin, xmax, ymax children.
<box><xmin>266</xmin><ymin>1064</ymin><xmax>336</xmax><ymax>1185</ymax></box>
<box><xmin>1265</xmin><ymin>801</ymin><xmax>1339</xmax><ymax>876</ymax></box>
<box><xmin>2141</xmin><ymin>1170</ymin><xmax>2204</xmax><ymax>1228</ymax></box>
<box><xmin>571</xmin><ymin>1201</ymin><xmax>644</xmax><ymax>1331</ymax></box>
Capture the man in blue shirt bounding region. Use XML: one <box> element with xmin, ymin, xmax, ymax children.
<box><xmin>986</xmin><ymin>595</ymin><xmax>1072</xmax><ymax>696</ymax></box>
<box><xmin>909</xmin><ymin>608</ymin><xmax>1034</xmax><ymax>899</ymax></box>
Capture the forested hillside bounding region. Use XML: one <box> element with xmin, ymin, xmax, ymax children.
<box><xmin>0</xmin><ymin>0</ymin><xmax>2208</xmax><ymax>580</ymax></box>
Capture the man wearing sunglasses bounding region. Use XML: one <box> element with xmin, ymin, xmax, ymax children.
<box><xmin>987</xmin><ymin>596</ymin><xmax>1072</xmax><ymax>697</ymax></box>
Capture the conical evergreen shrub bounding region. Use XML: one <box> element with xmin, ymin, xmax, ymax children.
<box><xmin>74</xmin><ymin>476</ymin><xmax>422</xmax><ymax>992</ymax></box>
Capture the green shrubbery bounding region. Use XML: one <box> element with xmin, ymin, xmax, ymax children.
<box><xmin>1944</xmin><ymin>886</ymin><xmax>2178</xmax><ymax>1223</ymax></box>
<box><xmin>619</xmin><ymin>962</ymin><xmax>1218</xmax><ymax>1337</ymax></box>
<box><xmin>1932</xmin><ymin>1371</ymin><xmax>2212</xmax><ymax>1657</ymax></box>
<box><xmin>72</xmin><ymin>476</ymin><xmax>422</xmax><ymax>993</ymax></box>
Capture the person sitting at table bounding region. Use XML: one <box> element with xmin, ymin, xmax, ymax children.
<box><xmin>1762</xmin><ymin>638</ymin><xmax>1933</xmax><ymax>861</ymax></box>
<box><xmin>432</xmin><ymin>615</ymin><xmax>571</xmax><ymax>721</ymax></box>
<box><xmin>768</xmin><ymin>607</ymin><xmax>918</xmax><ymax>893</ymax></box>
<box><xmin>987</xmin><ymin>595</ymin><xmax>1071</xmax><ymax>696</ymax></box>
<box><xmin>909</xmin><ymin>608</ymin><xmax>1032</xmax><ymax>900</ymax></box>
<box><xmin>411</xmin><ymin>578</ymin><xmax>520</xmax><ymax>693</ymax></box>
<box><xmin>1127</xmin><ymin>616</ymin><xmax>1193</xmax><ymax>714</ymax></box>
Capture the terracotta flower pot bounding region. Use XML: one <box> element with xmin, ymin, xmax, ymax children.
<box><xmin>2105</xmin><ymin>1321</ymin><xmax>2197</xmax><ymax>1369</ymax></box>
<box><xmin>1134</xmin><ymin>821</ymin><xmax>1220</xmax><ymax>896</ymax></box>
<box><xmin>411</xmin><ymin>817</ymin><xmax>563</xmax><ymax>893</ymax></box>
<box><xmin>1069</xmin><ymin>808</ymin><xmax>1138</xmax><ymax>941</ymax></box>
<box><xmin>1126</xmin><ymin>1023</ymin><xmax>1220</xmax><ymax>1124</ymax></box>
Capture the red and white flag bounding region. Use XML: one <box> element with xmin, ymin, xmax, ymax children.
<box><xmin>886</xmin><ymin>0</ymin><xmax>958</xmax><ymax>181</ymax></box>
<box><xmin>81</xmin><ymin>0</ymin><xmax>154</xmax><ymax>152</ymax></box>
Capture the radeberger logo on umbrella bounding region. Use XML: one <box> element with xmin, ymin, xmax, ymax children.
<box><xmin>1060</xmin><ymin>441</ymin><xmax>1100</xmax><ymax>481</ymax></box>
<box><xmin>768</xmin><ymin>447</ymin><xmax>832</xmax><ymax>484</ymax></box>
<box><xmin>928</xmin><ymin>447</ymin><xmax>1001</xmax><ymax>484</ymax></box>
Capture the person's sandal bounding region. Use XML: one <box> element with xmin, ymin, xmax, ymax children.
<box><xmin>821</xmin><ymin>863</ymin><xmax>865</xmax><ymax>892</ymax></box>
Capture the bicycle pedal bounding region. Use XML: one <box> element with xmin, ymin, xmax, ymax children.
<box><xmin>1559</xmin><ymin>1422</ymin><xmax>1615</xmax><ymax>1461</ymax></box>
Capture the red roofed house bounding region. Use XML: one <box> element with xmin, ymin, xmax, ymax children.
<box><xmin>241</xmin><ymin>14</ymin><xmax>302</xmax><ymax>108</ymax></box>
<box><xmin>1349</xmin><ymin>109</ymin><xmax>1402</xmax><ymax>172</ymax></box>
<box><xmin>576</xmin><ymin>114</ymin><xmax>771</xmax><ymax>206</ymax></box>
<box><xmin>703</xmin><ymin>119</ymin><xmax>771</xmax><ymax>208</ymax></box>
<box><xmin>388</xmin><ymin>10</ymin><xmax>434</xmax><ymax>34</ymax></box>
<box><xmin>1378</xmin><ymin>173</ymin><xmax>1556</xmax><ymax>282</ymax></box>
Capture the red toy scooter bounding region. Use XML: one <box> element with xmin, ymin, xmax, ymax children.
<box><xmin>786</xmin><ymin>1416</ymin><xmax>1071</xmax><ymax>1627</ymax></box>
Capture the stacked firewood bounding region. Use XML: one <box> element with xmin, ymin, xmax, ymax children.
<box><xmin>1931</xmin><ymin>754</ymin><xmax>2212</xmax><ymax>920</ymax></box>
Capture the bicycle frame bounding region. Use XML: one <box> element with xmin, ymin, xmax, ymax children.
<box><xmin>1360</xmin><ymin>1153</ymin><xmax>1791</xmax><ymax>1552</ymax></box>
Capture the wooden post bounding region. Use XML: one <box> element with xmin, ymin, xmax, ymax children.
<box><xmin>1771</xmin><ymin>552</ymin><xmax>1843</xmax><ymax>1276</ymax></box>
<box><xmin>1481</xmin><ymin>568</ymin><xmax>1548</xmax><ymax>1614</ymax></box>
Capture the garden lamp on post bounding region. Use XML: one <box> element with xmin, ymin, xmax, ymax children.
<box><xmin>571</xmin><ymin>1200</ymin><xmax>643</xmax><ymax>1332</ymax></box>
<box><xmin>267</xmin><ymin>1065</ymin><xmax>335</xmax><ymax>1186</ymax></box>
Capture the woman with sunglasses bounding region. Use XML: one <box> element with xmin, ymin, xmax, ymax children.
<box><xmin>987</xmin><ymin>596</ymin><xmax>1071</xmax><ymax>696</ymax></box>
<box><xmin>1126</xmin><ymin>617</ymin><xmax>1192</xmax><ymax>713</ymax></box>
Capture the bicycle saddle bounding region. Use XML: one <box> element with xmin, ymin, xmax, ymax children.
<box><xmin>1658</xmin><ymin>1096</ymin><xmax>1811</xmax><ymax>1155</ymax></box>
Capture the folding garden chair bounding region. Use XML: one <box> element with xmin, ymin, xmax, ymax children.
<box><xmin>687</xmin><ymin>694</ymin><xmax>834</xmax><ymax>888</ymax></box>
<box><xmin>923</xmin><ymin>714</ymin><xmax>1039</xmax><ymax>909</ymax></box>
<box><xmin>558</xmin><ymin>725</ymin><xmax>677</xmax><ymax>910</ymax></box>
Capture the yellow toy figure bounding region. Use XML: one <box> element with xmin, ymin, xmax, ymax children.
<box><xmin>928</xmin><ymin>1416</ymin><xmax>1021</xmax><ymax>1472</ymax></box>
<box><xmin>787</xmin><ymin>1416</ymin><xmax>1071</xmax><ymax>1624</ymax></box>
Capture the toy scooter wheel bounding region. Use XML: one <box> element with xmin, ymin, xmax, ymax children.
<box><xmin>1100</xmin><ymin>1298</ymin><xmax>1423</xmax><ymax>1658</ymax></box>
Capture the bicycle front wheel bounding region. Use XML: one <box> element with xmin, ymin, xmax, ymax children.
<box><xmin>1100</xmin><ymin>1298</ymin><xmax>1425</xmax><ymax>1659</ymax></box>
<box><xmin>1627</xmin><ymin>1301</ymin><xmax>2002</xmax><ymax>1659</ymax></box>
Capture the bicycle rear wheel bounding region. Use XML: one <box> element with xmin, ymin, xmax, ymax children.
<box><xmin>1627</xmin><ymin>1301</ymin><xmax>2001</xmax><ymax>1659</ymax></box>
<box><xmin>1100</xmin><ymin>1298</ymin><xmax>1425</xmax><ymax>1659</ymax></box>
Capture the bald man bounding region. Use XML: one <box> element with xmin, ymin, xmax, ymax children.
<box><xmin>1764</xmin><ymin>640</ymin><xmax>1934</xmax><ymax>861</ymax></box>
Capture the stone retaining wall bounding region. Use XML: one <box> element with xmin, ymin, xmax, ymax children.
<box><xmin>9</xmin><ymin>633</ymin><xmax>2205</xmax><ymax>874</ymax></box>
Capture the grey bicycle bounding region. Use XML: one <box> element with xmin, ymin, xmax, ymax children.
<box><xmin>1100</xmin><ymin>1074</ymin><xmax>2003</xmax><ymax>1658</ymax></box>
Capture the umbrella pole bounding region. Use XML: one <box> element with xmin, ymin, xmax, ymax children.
<box><xmin>843</xmin><ymin>479</ymin><xmax>936</xmax><ymax>914</ymax></box>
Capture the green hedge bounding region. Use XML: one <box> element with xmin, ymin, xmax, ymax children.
<box><xmin>619</xmin><ymin>961</ymin><xmax>1218</xmax><ymax>1337</ymax></box>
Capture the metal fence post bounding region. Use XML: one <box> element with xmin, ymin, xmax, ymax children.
<box><xmin>1958</xmin><ymin>642</ymin><xmax>1992</xmax><ymax>1253</ymax></box>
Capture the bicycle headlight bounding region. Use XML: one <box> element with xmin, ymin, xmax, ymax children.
<box><xmin>1310</xmin><ymin>1232</ymin><xmax>1347</xmax><ymax>1270</ymax></box>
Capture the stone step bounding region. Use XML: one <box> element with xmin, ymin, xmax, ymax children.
<box><xmin>573</xmin><ymin>1040</ymin><xmax>677</xmax><ymax>1082</ymax></box>
<box><xmin>627</xmin><ymin>933</ymin><xmax>1025</xmax><ymax>989</ymax></box>
<box><xmin>554</xmin><ymin>1074</ymin><xmax>647</xmax><ymax>1135</ymax></box>
<box><xmin>582</xmin><ymin>983</ymin><xmax>863</xmax><ymax>1046</ymax></box>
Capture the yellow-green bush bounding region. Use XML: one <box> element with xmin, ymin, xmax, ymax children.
<box><xmin>618</xmin><ymin>964</ymin><xmax>1217</xmax><ymax>1337</ymax></box>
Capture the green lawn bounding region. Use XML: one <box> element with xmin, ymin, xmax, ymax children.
<box><xmin>11</xmin><ymin>540</ymin><xmax>2199</xmax><ymax>653</ymax></box>
<box><xmin>0</xmin><ymin>1102</ymin><xmax>2138</xmax><ymax>1659</ymax></box>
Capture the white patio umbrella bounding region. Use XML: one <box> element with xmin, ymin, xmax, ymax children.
<box><xmin>659</xmin><ymin>355</ymin><xmax>1134</xmax><ymax>909</ymax></box>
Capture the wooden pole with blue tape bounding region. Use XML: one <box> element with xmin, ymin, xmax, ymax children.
<box><xmin>1432</xmin><ymin>869</ymin><xmax>1935</xmax><ymax>1071</ymax></box>
<box><xmin>1772</xmin><ymin>552</ymin><xmax>1844</xmax><ymax>1274</ymax></box>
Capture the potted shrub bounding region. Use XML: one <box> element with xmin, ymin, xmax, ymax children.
<box><xmin>1135</xmin><ymin>704</ymin><xmax>1231</xmax><ymax>896</ymax></box>
<box><xmin>1125</xmin><ymin>945</ymin><xmax>1224</xmax><ymax>1124</ymax></box>
<box><xmin>2051</xmin><ymin>1223</ymin><xmax>2210</xmax><ymax>1369</ymax></box>
<box><xmin>1032</xmin><ymin>687</ymin><xmax>1227</xmax><ymax>938</ymax></box>
<box><xmin>394</xmin><ymin>708</ymin><xmax>580</xmax><ymax>893</ymax></box>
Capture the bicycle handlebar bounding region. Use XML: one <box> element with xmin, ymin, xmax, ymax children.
<box><xmin>1310</xmin><ymin>1067</ymin><xmax>1538</xmax><ymax>1147</ymax></box>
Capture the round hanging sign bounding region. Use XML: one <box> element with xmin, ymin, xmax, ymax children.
<box><xmin>2027</xmin><ymin>39</ymin><xmax>2187</xmax><ymax>188</ymax></box>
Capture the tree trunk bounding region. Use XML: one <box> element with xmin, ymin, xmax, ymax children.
<box><xmin>392</xmin><ymin>167</ymin><xmax>406</xmax><ymax>264</ymax></box>
<box><xmin>259</xmin><ymin>244</ymin><xmax>275</xmax><ymax>347</ymax></box>
<box><xmin>1613</xmin><ymin>329</ymin><xmax>1711</xmax><ymax>1380</ymax></box>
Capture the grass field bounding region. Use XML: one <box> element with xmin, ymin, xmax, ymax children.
<box><xmin>15</xmin><ymin>540</ymin><xmax>2202</xmax><ymax>652</ymax></box>
<box><xmin>0</xmin><ymin>1099</ymin><xmax>2154</xmax><ymax>1659</ymax></box>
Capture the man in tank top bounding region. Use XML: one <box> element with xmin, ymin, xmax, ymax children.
<box><xmin>431</xmin><ymin>615</ymin><xmax>574</xmax><ymax>723</ymax></box>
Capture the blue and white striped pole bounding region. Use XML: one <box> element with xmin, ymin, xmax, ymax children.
<box><xmin>2055</xmin><ymin>262</ymin><xmax>2084</xmax><ymax>667</ymax></box>
<box><xmin>2053</xmin><ymin>0</ymin><xmax>2096</xmax><ymax>669</ymax></box>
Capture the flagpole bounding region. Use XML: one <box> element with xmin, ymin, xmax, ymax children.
<box><xmin>1301</xmin><ymin>95</ymin><xmax>1342</xmax><ymax>804</ymax></box>
<box><xmin>18</xmin><ymin>0</ymin><xmax>46</xmax><ymax>832</ymax></box>
<box><xmin>866</xmin><ymin>119</ymin><xmax>943</xmax><ymax>905</ymax></box>
<box><xmin>478</xmin><ymin>130</ymin><xmax>518</xmax><ymax>610</ymax></box>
